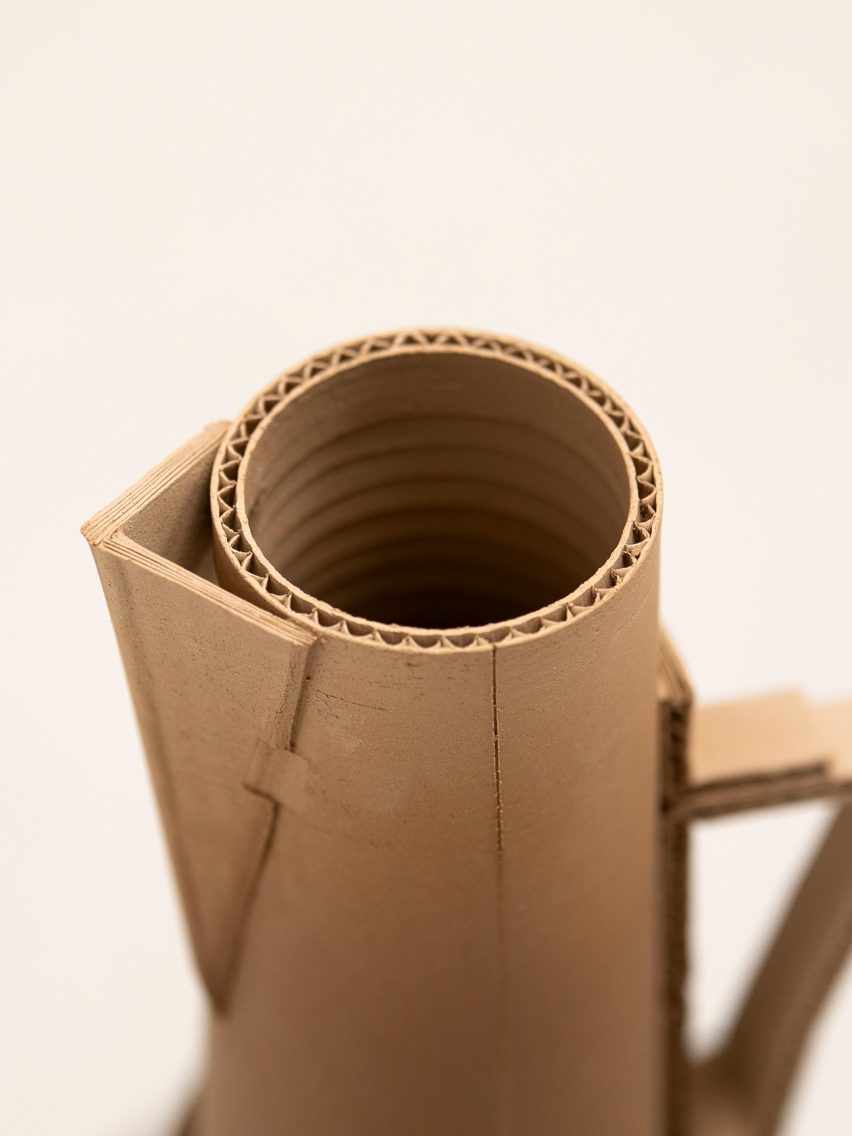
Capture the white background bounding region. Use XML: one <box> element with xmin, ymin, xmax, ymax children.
<box><xmin>2</xmin><ymin>2</ymin><xmax>851</xmax><ymax>1133</ymax></box>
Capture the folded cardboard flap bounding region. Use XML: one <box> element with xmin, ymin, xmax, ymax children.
<box><xmin>692</xmin><ymin>691</ymin><xmax>827</xmax><ymax>782</ymax></box>
<box><xmin>677</xmin><ymin>691</ymin><xmax>852</xmax><ymax>820</ymax></box>
<box><xmin>83</xmin><ymin>424</ymin><xmax>316</xmax><ymax>1007</ymax></box>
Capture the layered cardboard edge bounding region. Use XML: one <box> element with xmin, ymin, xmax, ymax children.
<box><xmin>677</xmin><ymin>691</ymin><xmax>852</xmax><ymax>821</ymax></box>
<box><xmin>83</xmin><ymin>422</ymin><xmax>228</xmax><ymax>548</ymax></box>
<box><xmin>82</xmin><ymin>421</ymin><xmax>315</xmax><ymax>648</ymax></box>
<box><xmin>658</xmin><ymin>634</ymin><xmax>693</xmax><ymax>1135</ymax></box>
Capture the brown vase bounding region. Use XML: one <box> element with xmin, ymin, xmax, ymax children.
<box><xmin>84</xmin><ymin>330</ymin><xmax>852</xmax><ymax>1136</ymax></box>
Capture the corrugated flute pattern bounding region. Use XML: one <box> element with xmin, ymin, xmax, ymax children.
<box><xmin>211</xmin><ymin>329</ymin><xmax>659</xmax><ymax>647</ymax></box>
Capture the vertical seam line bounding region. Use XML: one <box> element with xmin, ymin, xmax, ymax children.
<box><xmin>492</xmin><ymin>644</ymin><xmax>507</xmax><ymax>1133</ymax></box>
<box><xmin>492</xmin><ymin>645</ymin><xmax>504</xmax><ymax>853</ymax></box>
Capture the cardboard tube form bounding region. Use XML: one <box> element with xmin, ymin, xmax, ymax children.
<box><xmin>88</xmin><ymin>333</ymin><xmax>664</xmax><ymax>1134</ymax></box>
<box><xmin>207</xmin><ymin>339</ymin><xmax>662</xmax><ymax>1136</ymax></box>
<box><xmin>85</xmin><ymin>330</ymin><xmax>852</xmax><ymax>1135</ymax></box>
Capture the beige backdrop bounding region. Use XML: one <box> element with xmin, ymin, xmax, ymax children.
<box><xmin>2</xmin><ymin>2</ymin><xmax>851</xmax><ymax>1134</ymax></box>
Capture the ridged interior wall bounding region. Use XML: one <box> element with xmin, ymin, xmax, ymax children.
<box><xmin>242</xmin><ymin>353</ymin><xmax>631</xmax><ymax>630</ymax></box>
<box><xmin>213</xmin><ymin>331</ymin><xmax>659</xmax><ymax>647</ymax></box>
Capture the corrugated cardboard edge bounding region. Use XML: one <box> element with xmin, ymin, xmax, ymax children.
<box><xmin>675</xmin><ymin>692</ymin><xmax>852</xmax><ymax>822</ymax></box>
<box><xmin>659</xmin><ymin>633</ymin><xmax>694</xmax><ymax>1136</ymax></box>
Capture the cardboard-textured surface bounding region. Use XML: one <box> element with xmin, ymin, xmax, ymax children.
<box><xmin>692</xmin><ymin>806</ymin><xmax>852</xmax><ymax>1136</ymax></box>
<box><xmin>83</xmin><ymin>330</ymin><xmax>851</xmax><ymax>1136</ymax></box>
<box><xmin>83</xmin><ymin>424</ymin><xmax>315</xmax><ymax>1007</ymax></box>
